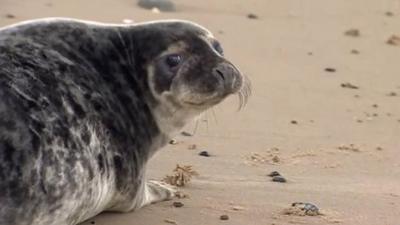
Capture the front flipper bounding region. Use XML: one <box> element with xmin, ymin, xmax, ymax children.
<box><xmin>140</xmin><ymin>180</ymin><xmax>176</xmax><ymax>207</ymax></box>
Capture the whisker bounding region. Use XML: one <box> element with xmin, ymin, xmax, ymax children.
<box><xmin>237</xmin><ymin>74</ymin><xmax>252</xmax><ymax>111</ymax></box>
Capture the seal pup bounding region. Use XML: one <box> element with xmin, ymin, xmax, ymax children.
<box><xmin>0</xmin><ymin>18</ymin><xmax>250</xmax><ymax>225</ymax></box>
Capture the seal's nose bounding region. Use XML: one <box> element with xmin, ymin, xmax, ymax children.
<box><xmin>213</xmin><ymin>62</ymin><xmax>242</xmax><ymax>93</ymax></box>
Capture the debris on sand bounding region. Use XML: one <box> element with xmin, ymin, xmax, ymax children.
<box><xmin>5</xmin><ymin>14</ymin><xmax>16</xmax><ymax>19</ymax></box>
<box><xmin>344</xmin><ymin>29</ymin><xmax>360</xmax><ymax>37</ymax></box>
<box><xmin>138</xmin><ymin>0</ymin><xmax>175</xmax><ymax>12</ymax></box>
<box><xmin>169</xmin><ymin>139</ymin><xmax>179</xmax><ymax>145</ymax></box>
<box><xmin>272</xmin><ymin>176</ymin><xmax>287</xmax><ymax>183</ymax></box>
<box><xmin>247</xmin><ymin>13</ymin><xmax>259</xmax><ymax>19</ymax></box>
<box><xmin>386</xmin><ymin>91</ymin><xmax>398</xmax><ymax>96</ymax></box>
<box><xmin>283</xmin><ymin>202</ymin><xmax>322</xmax><ymax>216</ymax></box>
<box><xmin>268</xmin><ymin>171</ymin><xmax>281</xmax><ymax>177</ymax></box>
<box><xmin>198</xmin><ymin>151</ymin><xmax>211</xmax><ymax>157</ymax></box>
<box><xmin>181</xmin><ymin>131</ymin><xmax>193</xmax><ymax>137</ymax></box>
<box><xmin>385</xmin><ymin>11</ymin><xmax>394</xmax><ymax>17</ymax></box>
<box><xmin>351</xmin><ymin>49</ymin><xmax>360</xmax><ymax>54</ymax></box>
<box><xmin>341</xmin><ymin>82</ymin><xmax>359</xmax><ymax>89</ymax></box>
<box><xmin>175</xmin><ymin>191</ymin><xmax>189</xmax><ymax>199</ymax></box>
<box><xmin>290</xmin><ymin>120</ymin><xmax>298</xmax><ymax>125</ymax></box>
<box><xmin>337</xmin><ymin>144</ymin><xmax>361</xmax><ymax>152</ymax></box>
<box><xmin>220</xmin><ymin>215</ymin><xmax>230</xmax><ymax>220</ymax></box>
<box><xmin>163</xmin><ymin>165</ymin><xmax>199</xmax><ymax>187</ymax></box>
<box><xmin>164</xmin><ymin>219</ymin><xmax>178</xmax><ymax>224</ymax></box>
<box><xmin>172</xmin><ymin>201</ymin><xmax>184</xmax><ymax>208</ymax></box>
<box><xmin>387</xmin><ymin>35</ymin><xmax>400</xmax><ymax>46</ymax></box>
<box><xmin>325</xmin><ymin>68</ymin><xmax>336</xmax><ymax>73</ymax></box>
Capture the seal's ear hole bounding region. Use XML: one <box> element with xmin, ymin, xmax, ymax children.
<box><xmin>165</xmin><ymin>54</ymin><xmax>183</xmax><ymax>69</ymax></box>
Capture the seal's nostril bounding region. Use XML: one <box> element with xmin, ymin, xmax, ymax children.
<box><xmin>215</xmin><ymin>69</ymin><xmax>225</xmax><ymax>81</ymax></box>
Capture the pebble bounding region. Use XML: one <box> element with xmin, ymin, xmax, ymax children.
<box><xmin>198</xmin><ymin>151</ymin><xmax>210</xmax><ymax>157</ymax></box>
<box><xmin>344</xmin><ymin>28</ymin><xmax>360</xmax><ymax>37</ymax></box>
<box><xmin>272</xmin><ymin>175</ymin><xmax>287</xmax><ymax>183</ymax></box>
<box><xmin>291</xmin><ymin>202</ymin><xmax>320</xmax><ymax>216</ymax></box>
<box><xmin>173</xmin><ymin>202</ymin><xmax>184</xmax><ymax>208</ymax></box>
<box><xmin>5</xmin><ymin>14</ymin><xmax>16</xmax><ymax>19</ymax></box>
<box><xmin>324</xmin><ymin>68</ymin><xmax>336</xmax><ymax>72</ymax></box>
<box><xmin>387</xmin><ymin>35</ymin><xmax>400</xmax><ymax>46</ymax></box>
<box><xmin>350</xmin><ymin>49</ymin><xmax>360</xmax><ymax>54</ymax></box>
<box><xmin>341</xmin><ymin>82</ymin><xmax>359</xmax><ymax>89</ymax></box>
<box><xmin>220</xmin><ymin>215</ymin><xmax>229</xmax><ymax>220</ymax></box>
<box><xmin>247</xmin><ymin>13</ymin><xmax>259</xmax><ymax>19</ymax></box>
<box><xmin>290</xmin><ymin>120</ymin><xmax>298</xmax><ymax>124</ymax></box>
<box><xmin>181</xmin><ymin>131</ymin><xmax>193</xmax><ymax>137</ymax></box>
<box><xmin>268</xmin><ymin>171</ymin><xmax>281</xmax><ymax>177</ymax></box>
<box><xmin>137</xmin><ymin>0</ymin><xmax>175</xmax><ymax>12</ymax></box>
<box><xmin>169</xmin><ymin>139</ymin><xmax>179</xmax><ymax>145</ymax></box>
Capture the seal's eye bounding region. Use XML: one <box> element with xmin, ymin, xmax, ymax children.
<box><xmin>213</xmin><ymin>42</ymin><xmax>224</xmax><ymax>56</ymax></box>
<box><xmin>165</xmin><ymin>54</ymin><xmax>182</xmax><ymax>68</ymax></box>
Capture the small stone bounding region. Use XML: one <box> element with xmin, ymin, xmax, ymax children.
<box><xmin>220</xmin><ymin>215</ymin><xmax>229</xmax><ymax>220</ymax></box>
<box><xmin>290</xmin><ymin>120</ymin><xmax>298</xmax><ymax>124</ymax></box>
<box><xmin>272</xmin><ymin>175</ymin><xmax>287</xmax><ymax>183</ymax></box>
<box><xmin>247</xmin><ymin>13</ymin><xmax>259</xmax><ymax>19</ymax></box>
<box><xmin>181</xmin><ymin>131</ymin><xmax>193</xmax><ymax>137</ymax></box>
<box><xmin>268</xmin><ymin>171</ymin><xmax>281</xmax><ymax>177</ymax></box>
<box><xmin>169</xmin><ymin>139</ymin><xmax>179</xmax><ymax>145</ymax></box>
<box><xmin>341</xmin><ymin>82</ymin><xmax>359</xmax><ymax>89</ymax></box>
<box><xmin>387</xmin><ymin>92</ymin><xmax>397</xmax><ymax>96</ymax></box>
<box><xmin>372</xmin><ymin>104</ymin><xmax>379</xmax><ymax>108</ymax></box>
<box><xmin>307</xmin><ymin>52</ymin><xmax>313</xmax><ymax>56</ymax></box>
<box><xmin>90</xmin><ymin>221</ymin><xmax>95</xmax><ymax>225</ymax></box>
<box><xmin>344</xmin><ymin>29</ymin><xmax>360</xmax><ymax>37</ymax></box>
<box><xmin>138</xmin><ymin>0</ymin><xmax>175</xmax><ymax>12</ymax></box>
<box><xmin>291</xmin><ymin>202</ymin><xmax>320</xmax><ymax>216</ymax></box>
<box><xmin>354</xmin><ymin>94</ymin><xmax>360</xmax><ymax>98</ymax></box>
<box><xmin>173</xmin><ymin>202</ymin><xmax>184</xmax><ymax>208</ymax></box>
<box><xmin>387</xmin><ymin>35</ymin><xmax>400</xmax><ymax>46</ymax></box>
<box><xmin>198</xmin><ymin>151</ymin><xmax>210</xmax><ymax>157</ymax></box>
<box><xmin>5</xmin><ymin>14</ymin><xmax>16</xmax><ymax>19</ymax></box>
<box><xmin>385</xmin><ymin>11</ymin><xmax>394</xmax><ymax>17</ymax></box>
<box><xmin>164</xmin><ymin>219</ymin><xmax>178</xmax><ymax>224</ymax></box>
<box><xmin>350</xmin><ymin>49</ymin><xmax>360</xmax><ymax>54</ymax></box>
<box><xmin>324</xmin><ymin>68</ymin><xmax>336</xmax><ymax>72</ymax></box>
<box><xmin>376</xmin><ymin>147</ymin><xmax>383</xmax><ymax>151</ymax></box>
<box><xmin>373</xmin><ymin>113</ymin><xmax>378</xmax><ymax>117</ymax></box>
<box><xmin>356</xmin><ymin>119</ymin><xmax>363</xmax><ymax>123</ymax></box>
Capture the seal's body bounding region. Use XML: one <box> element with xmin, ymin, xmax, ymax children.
<box><xmin>0</xmin><ymin>18</ymin><xmax>248</xmax><ymax>225</ymax></box>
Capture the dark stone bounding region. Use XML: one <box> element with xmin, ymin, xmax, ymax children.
<box><xmin>268</xmin><ymin>171</ymin><xmax>281</xmax><ymax>177</ymax></box>
<box><xmin>220</xmin><ymin>215</ymin><xmax>229</xmax><ymax>220</ymax></box>
<box><xmin>247</xmin><ymin>13</ymin><xmax>259</xmax><ymax>19</ymax></box>
<box><xmin>198</xmin><ymin>151</ymin><xmax>210</xmax><ymax>157</ymax></box>
<box><xmin>172</xmin><ymin>201</ymin><xmax>184</xmax><ymax>208</ymax></box>
<box><xmin>272</xmin><ymin>176</ymin><xmax>287</xmax><ymax>183</ymax></box>
<box><xmin>324</xmin><ymin>68</ymin><xmax>336</xmax><ymax>72</ymax></box>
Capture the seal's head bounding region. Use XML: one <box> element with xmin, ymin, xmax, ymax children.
<box><xmin>131</xmin><ymin>20</ymin><xmax>250</xmax><ymax>134</ymax></box>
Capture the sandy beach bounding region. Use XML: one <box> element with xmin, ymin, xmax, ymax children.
<box><xmin>1</xmin><ymin>0</ymin><xmax>400</xmax><ymax>224</ymax></box>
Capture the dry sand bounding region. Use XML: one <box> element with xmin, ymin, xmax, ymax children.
<box><xmin>1</xmin><ymin>0</ymin><xmax>400</xmax><ymax>224</ymax></box>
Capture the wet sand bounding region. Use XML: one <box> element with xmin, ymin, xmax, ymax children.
<box><xmin>1</xmin><ymin>0</ymin><xmax>400</xmax><ymax>224</ymax></box>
